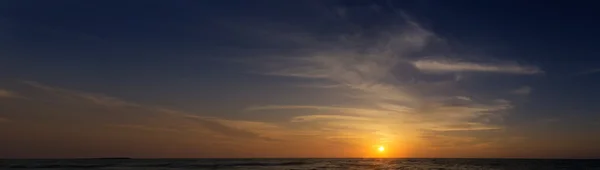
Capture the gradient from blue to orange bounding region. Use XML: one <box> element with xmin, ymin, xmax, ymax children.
<box><xmin>1</xmin><ymin>0</ymin><xmax>600</xmax><ymax>158</ymax></box>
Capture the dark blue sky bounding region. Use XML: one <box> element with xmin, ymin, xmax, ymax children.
<box><xmin>1</xmin><ymin>0</ymin><xmax>600</xmax><ymax>158</ymax></box>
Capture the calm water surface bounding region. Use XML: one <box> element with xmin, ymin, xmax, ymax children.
<box><xmin>2</xmin><ymin>158</ymin><xmax>600</xmax><ymax>169</ymax></box>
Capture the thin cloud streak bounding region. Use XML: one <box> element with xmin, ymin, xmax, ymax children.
<box><xmin>428</xmin><ymin>122</ymin><xmax>503</xmax><ymax>132</ymax></box>
<box><xmin>456</xmin><ymin>96</ymin><xmax>472</xmax><ymax>101</ymax></box>
<box><xmin>191</xmin><ymin>117</ymin><xmax>282</xmax><ymax>142</ymax></box>
<box><xmin>575</xmin><ymin>68</ymin><xmax>600</xmax><ymax>75</ymax></box>
<box><xmin>22</xmin><ymin>81</ymin><xmax>139</xmax><ymax>108</ymax></box>
<box><xmin>0</xmin><ymin>89</ymin><xmax>19</xmax><ymax>98</ymax></box>
<box><xmin>19</xmin><ymin>81</ymin><xmax>283</xmax><ymax>142</ymax></box>
<box><xmin>106</xmin><ymin>124</ymin><xmax>182</xmax><ymax>133</ymax></box>
<box><xmin>512</xmin><ymin>86</ymin><xmax>532</xmax><ymax>95</ymax></box>
<box><xmin>291</xmin><ymin>115</ymin><xmax>373</xmax><ymax>122</ymax></box>
<box><xmin>249</xmin><ymin>14</ymin><xmax>533</xmax><ymax>148</ymax></box>
<box><xmin>413</xmin><ymin>59</ymin><xmax>543</xmax><ymax>74</ymax></box>
<box><xmin>246</xmin><ymin>105</ymin><xmax>394</xmax><ymax>117</ymax></box>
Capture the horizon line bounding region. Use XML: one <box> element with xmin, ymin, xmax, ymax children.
<box><xmin>2</xmin><ymin>157</ymin><xmax>599</xmax><ymax>160</ymax></box>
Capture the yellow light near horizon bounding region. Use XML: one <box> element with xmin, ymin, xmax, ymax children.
<box><xmin>378</xmin><ymin>146</ymin><xmax>385</xmax><ymax>152</ymax></box>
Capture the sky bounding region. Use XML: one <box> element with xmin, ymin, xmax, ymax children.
<box><xmin>1</xmin><ymin>0</ymin><xmax>600</xmax><ymax>159</ymax></box>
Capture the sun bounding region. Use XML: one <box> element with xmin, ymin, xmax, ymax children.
<box><xmin>378</xmin><ymin>146</ymin><xmax>385</xmax><ymax>152</ymax></box>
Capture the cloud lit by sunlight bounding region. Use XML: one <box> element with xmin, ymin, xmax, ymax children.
<box><xmin>0</xmin><ymin>4</ymin><xmax>551</xmax><ymax>158</ymax></box>
<box><xmin>413</xmin><ymin>59</ymin><xmax>543</xmax><ymax>74</ymax></box>
<box><xmin>238</xmin><ymin>9</ymin><xmax>545</xmax><ymax>158</ymax></box>
<box><xmin>0</xmin><ymin>89</ymin><xmax>19</xmax><ymax>98</ymax></box>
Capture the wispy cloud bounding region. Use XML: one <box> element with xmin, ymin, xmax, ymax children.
<box><xmin>412</xmin><ymin>59</ymin><xmax>543</xmax><ymax>74</ymax></box>
<box><xmin>456</xmin><ymin>96</ymin><xmax>472</xmax><ymax>101</ymax></box>
<box><xmin>575</xmin><ymin>68</ymin><xmax>600</xmax><ymax>76</ymax></box>
<box><xmin>0</xmin><ymin>89</ymin><xmax>19</xmax><ymax>98</ymax></box>
<box><xmin>291</xmin><ymin>115</ymin><xmax>373</xmax><ymax>122</ymax></box>
<box><xmin>428</xmin><ymin>122</ymin><xmax>502</xmax><ymax>132</ymax></box>
<box><xmin>106</xmin><ymin>124</ymin><xmax>182</xmax><ymax>133</ymax></box>
<box><xmin>0</xmin><ymin>3</ymin><xmax>554</xmax><ymax>158</ymax></box>
<box><xmin>419</xmin><ymin>131</ymin><xmax>495</xmax><ymax>150</ymax></box>
<box><xmin>18</xmin><ymin>81</ymin><xmax>283</xmax><ymax>142</ymax></box>
<box><xmin>22</xmin><ymin>81</ymin><xmax>138</xmax><ymax>107</ymax></box>
<box><xmin>184</xmin><ymin>114</ymin><xmax>282</xmax><ymax>142</ymax></box>
<box><xmin>511</xmin><ymin>86</ymin><xmax>532</xmax><ymax>95</ymax></box>
<box><xmin>246</xmin><ymin>105</ymin><xmax>393</xmax><ymax>117</ymax></box>
<box><xmin>248</xmin><ymin>14</ymin><xmax>530</xmax><ymax>148</ymax></box>
<box><xmin>420</xmin><ymin>132</ymin><xmax>480</xmax><ymax>149</ymax></box>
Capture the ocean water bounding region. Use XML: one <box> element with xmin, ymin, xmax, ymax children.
<box><xmin>2</xmin><ymin>158</ymin><xmax>600</xmax><ymax>170</ymax></box>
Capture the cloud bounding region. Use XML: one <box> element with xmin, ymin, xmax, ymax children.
<box><xmin>182</xmin><ymin>114</ymin><xmax>282</xmax><ymax>142</ymax></box>
<box><xmin>17</xmin><ymin>81</ymin><xmax>282</xmax><ymax>142</ymax></box>
<box><xmin>456</xmin><ymin>96</ymin><xmax>472</xmax><ymax>101</ymax></box>
<box><xmin>419</xmin><ymin>131</ymin><xmax>497</xmax><ymax>149</ymax></box>
<box><xmin>246</xmin><ymin>105</ymin><xmax>335</xmax><ymax>111</ymax></box>
<box><xmin>0</xmin><ymin>3</ymin><xmax>552</xmax><ymax>158</ymax></box>
<box><xmin>376</xmin><ymin>103</ymin><xmax>414</xmax><ymax>113</ymax></box>
<box><xmin>262</xmin><ymin>25</ymin><xmax>432</xmax><ymax>104</ymax></box>
<box><xmin>420</xmin><ymin>132</ymin><xmax>479</xmax><ymax>149</ymax></box>
<box><xmin>22</xmin><ymin>81</ymin><xmax>138</xmax><ymax>107</ymax></box>
<box><xmin>511</xmin><ymin>86</ymin><xmax>532</xmax><ymax>95</ymax></box>
<box><xmin>412</xmin><ymin>59</ymin><xmax>543</xmax><ymax>74</ymax></box>
<box><xmin>291</xmin><ymin>115</ymin><xmax>373</xmax><ymax>122</ymax></box>
<box><xmin>246</xmin><ymin>105</ymin><xmax>393</xmax><ymax>117</ymax></box>
<box><xmin>106</xmin><ymin>124</ymin><xmax>182</xmax><ymax>133</ymax></box>
<box><xmin>248</xmin><ymin>14</ymin><xmax>527</xmax><ymax>149</ymax></box>
<box><xmin>428</xmin><ymin>122</ymin><xmax>502</xmax><ymax>132</ymax></box>
<box><xmin>0</xmin><ymin>89</ymin><xmax>19</xmax><ymax>98</ymax></box>
<box><xmin>247</xmin><ymin>100</ymin><xmax>510</xmax><ymax>132</ymax></box>
<box><xmin>576</xmin><ymin>68</ymin><xmax>600</xmax><ymax>75</ymax></box>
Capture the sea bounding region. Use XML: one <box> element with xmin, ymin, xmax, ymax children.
<box><xmin>1</xmin><ymin>158</ymin><xmax>600</xmax><ymax>170</ymax></box>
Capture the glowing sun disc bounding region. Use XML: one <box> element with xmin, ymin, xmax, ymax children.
<box><xmin>378</xmin><ymin>146</ymin><xmax>385</xmax><ymax>152</ymax></box>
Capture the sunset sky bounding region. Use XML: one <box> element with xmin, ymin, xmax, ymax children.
<box><xmin>1</xmin><ymin>0</ymin><xmax>600</xmax><ymax>158</ymax></box>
